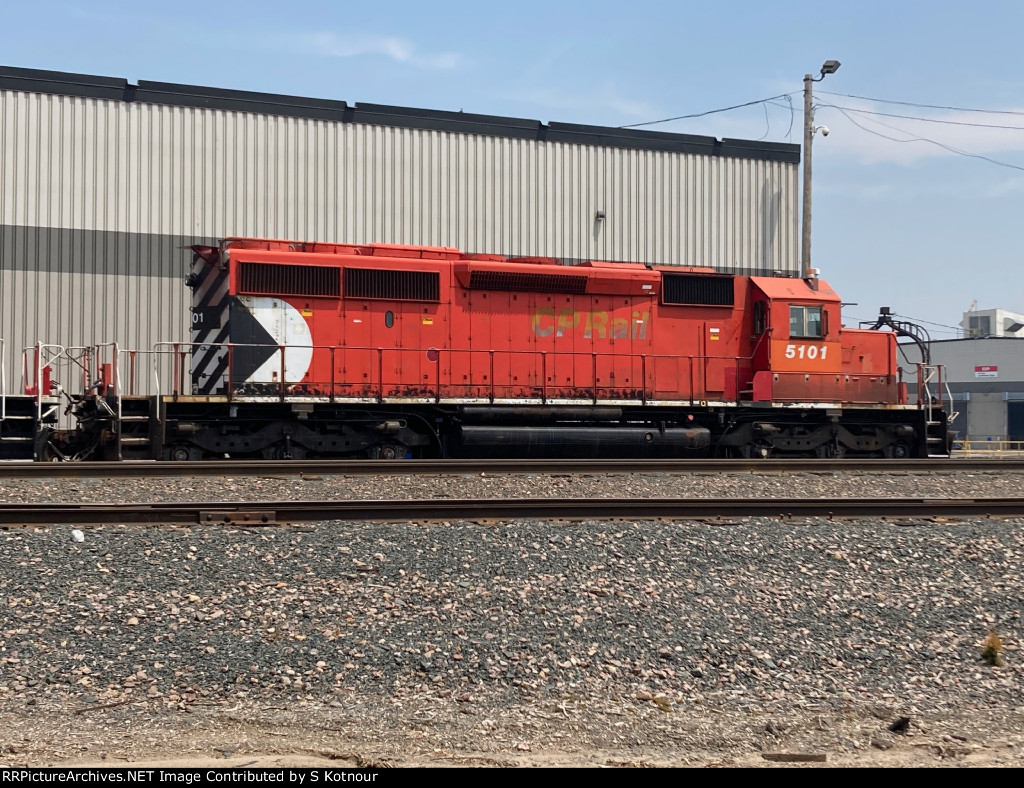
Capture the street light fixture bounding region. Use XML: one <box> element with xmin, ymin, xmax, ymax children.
<box><xmin>802</xmin><ymin>59</ymin><xmax>841</xmax><ymax>287</ymax></box>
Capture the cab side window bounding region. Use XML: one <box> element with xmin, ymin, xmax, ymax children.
<box><xmin>790</xmin><ymin>305</ymin><xmax>822</xmax><ymax>338</ymax></box>
<box><xmin>753</xmin><ymin>301</ymin><xmax>767</xmax><ymax>335</ymax></box>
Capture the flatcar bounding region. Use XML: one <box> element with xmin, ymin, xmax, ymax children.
<box><xmin>27</xmin><ymin>238</ymin><xmax>954</xmax><ymax>461</ymax></box>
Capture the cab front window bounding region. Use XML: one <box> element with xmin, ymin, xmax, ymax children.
<box><xmin>790</xmin><ymin>305</ymin><xmax>822</xmax><ymax>338</ymax></box>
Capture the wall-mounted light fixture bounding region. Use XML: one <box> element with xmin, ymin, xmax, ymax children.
<box><xmin>595</xmin><ymin>210</ymin><xmax>606</xmax><ymax>221</ymax></box>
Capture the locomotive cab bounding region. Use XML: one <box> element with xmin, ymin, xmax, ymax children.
<box><xmin>745</xmin><ymin>276</ymin><xmax>900</xmax><ymax>406</ymax></box>
<box><xmin>714</xmin><ymin>274</ymin><xmax>927</xmax><ymax>459</ymax></box>
<box><xmin>746</xmin><ymin>276</ymin><xmax>844</xmax><ymax>403</ymax></box>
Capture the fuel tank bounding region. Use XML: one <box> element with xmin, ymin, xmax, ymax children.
<box><xmin>452</xmin><ymin>425</ymin><xmax>711</xmax><ymax>458</ymax></box>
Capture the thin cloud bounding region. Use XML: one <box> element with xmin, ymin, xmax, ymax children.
<box><xmin>218</xmin><ymin>29</ymin><xmax>462</xmax><ymax>71</ymax></box>
<box><xmin>983</xmin><ymin>175</ymin><xmax>1024</xmax><ymax>198</ymax></box>
<box><xmin>500</xmin><ymin>85</ymin><xmax>660</xmax><ymax>124</ymax></box>
<box><xmin>605</xmin><ymin>94</ymin><xmax>661</xmax><ymax>121</ymax></box>
<box><xmin>304</xmin><ymin>31</ymin><xmax>461</xmax><ymax>70</ymax></box>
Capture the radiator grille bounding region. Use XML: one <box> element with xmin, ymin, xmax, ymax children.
<box><xmin>468</xmin><ymin>270</ymin><xmax>588</xmax><ymax>294</ymax></box>
<box><xmin>662</xmin><ymin>273</ymin><xmax>734</xmax><ymax>306</ymax></box>
<box><xmin>238</xmin><ymin>263</ymin><xmax>340</xmax><ymax>297</ymax></box>
<box><xmin>344</xmin><ymin>267</ymin><xmax>441</xmax><ymax>302</ymax></box>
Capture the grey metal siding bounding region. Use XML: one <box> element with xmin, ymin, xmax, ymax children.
<box><xmin>3</xmin><ymin>94</ymin><xmax>798</xmax><ymax>254</ymax></box>
<box><xmin>898</xmin><ymin>338</ymin><xmax>1024</xmax><ymax>439</ymax></box>
<box><xmin>0</xmin><ymin>69</ymin><xmax>800</xmax><ymax>386</ymax></box>
<box><xmin>900</xmin><ymin>339</ymin><xmax>1024</xmax><ymax>389</ymax></box>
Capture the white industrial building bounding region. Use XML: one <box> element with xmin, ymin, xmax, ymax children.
<box><xmin>0</xmin><ymin>65</ymin><xmax>801</xmax><ymax>387</ymax></box>
<box><xmin>899</xmin><ymin>332</ymin><xmax>1024</xmax><ymax>442</ymax></box>
<box><xmin>961</xmin><ymin>308</ymin><xmax>1024</xmax><ymax>338</ymax></box>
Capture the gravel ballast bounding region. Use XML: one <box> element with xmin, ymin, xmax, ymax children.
<box><xmin>1</xmin><ymin>470</ymin><xmax>1022</xmax><ymax>766</ymax></box>
<box><xmin>0</xmin><ymin>468</ymin><xmax>1021</xmax><ymax>504</ymax></box>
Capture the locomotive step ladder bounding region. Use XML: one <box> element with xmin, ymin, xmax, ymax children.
<box><xmin>112</xmin><ymin>396</ymin><xmax>160</xmax><ymax>460</ymax></box>
<box><xmin>0</xmin><ymin>396</ymin><xmax>48</xmax><ymax>460</ymax></box>
<box><xmin>925</xmin><ymin>420</ymin><xmax>950</xmax><ymax>458</ymax></box>
<box><xmin>917</xmin><ymin>364</ymin><xmax>957</xmax><ymax>458</ymax></box>
<box><xmin>0</xmin><ymin>339</ymin><xmax>35</xmax><ymax>457</ymax></box>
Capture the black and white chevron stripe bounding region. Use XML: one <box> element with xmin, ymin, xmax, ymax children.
<box><xmin>189</xmin><ymin>252</ymin><xmax>231</xmax><ymax>395</ymax></box>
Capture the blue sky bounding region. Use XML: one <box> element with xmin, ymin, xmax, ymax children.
<box><xmin>3</xmin><ymin>0</ymin><xmax>1022</xmax><ymax>336</ymax></box>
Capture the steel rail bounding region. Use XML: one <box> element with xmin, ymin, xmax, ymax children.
<box><xmin>1</xmin><ymin>457</ymin><xmax>1023</xmax><ymax>478</ymax></box>
<box><xmin>1</xmin><ymin>497</ymin><xmax>1022</xmax><ymax>525</ymax></box>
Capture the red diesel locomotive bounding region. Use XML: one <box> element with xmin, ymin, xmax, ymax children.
<box><xmin>35</xmin><ymin>237</ymin><xmax>952</xmax><ymax>461</ymax></box>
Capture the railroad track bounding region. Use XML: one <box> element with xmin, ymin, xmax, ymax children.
<box><xmin>1</xmin><ymin>457</ymin><xmax>1023</xmax><ymax>478</ymax></box>
<box><xmin>2</xmin><ymin>496</ymin><xmax>1023</xmax><ymax>526</ymax></box>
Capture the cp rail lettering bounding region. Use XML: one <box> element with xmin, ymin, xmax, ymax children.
<box><xmin>531</xmin><ymin>307</ymin><xmax>651</xmax><ymax>340</ymax></box>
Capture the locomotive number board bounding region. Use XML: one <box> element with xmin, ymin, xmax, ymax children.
<box><xmin>769</xmin><ymin>340</ymin><xmax>842</xmax><ymax>373</ymax></box>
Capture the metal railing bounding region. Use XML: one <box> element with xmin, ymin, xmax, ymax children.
<box><xmin>1</xmin><ymin>339</ymin><xmax>6</xmax><ymax>422</ymax></box>
<box><xmin>953</xmin><ymin>439</ymin><xmax>1024</xmax><ymax>458</ymax></box>
<box><xmin>21</xmin><ymin>343</ymin><xmax>69</xmax><ymax>428</ymax></box>
<box><xmin>148</xmin><ymin>341</ymin><xmax>735</xmax><ymax>406</ymax></box>
<box><xmin>28</xmin><ymin>339</ymin><xmax>944</xmax><ymax>412</ymax></box>
<box><xmin>916</xmin><ymin>363</ymin><xmax>959</xmax><ymax>424</ymax></box>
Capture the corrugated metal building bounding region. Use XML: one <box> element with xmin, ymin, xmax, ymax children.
<box><xmin>0</xmin><ymin>65</ymin><xmax>801</xmax><ymax>389</ymax></box>
<box><xmin>898</xmin><ymin>337</ymin><xmax>1024</xmax><ymax>440</ymax></box>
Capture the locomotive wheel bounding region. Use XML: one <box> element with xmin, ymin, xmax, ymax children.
<box><xmin>372</xmin><ymin>442</ymin><xmax>408</xmax><ymax>460</ymax></box>
<box><xmin>167</xmin><ymin>444</ymin><xmax>203</xmax><ymax>462</ymax></box>
<box><xmin>884</xmin><ymin>441</ymin><xmax>911</xmax><ymax>459</ymax></box>
<box><xmin>34</xmin><ymin>429</ymin><xmax>62</xmax><ymax>462</ymax></box>
<box><xmin>34</xmin><ymin>429</ymin><xmax>88</xmax><ymax>461</ymax></box>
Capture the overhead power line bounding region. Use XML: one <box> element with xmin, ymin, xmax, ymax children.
<box><xmin>619</xmin><ymin>92</ymin><xmax>798</xmax><ymax>129</ymax></box>
<box><xmin>621</xmin><ymin>89</ymin><xmax>1024</xmax><ymax>171</ymax></box>
<box><xmin>893</xmin><ymin>314</ymin><xmax>965</xmax><ymax>333</ymax></box>
<box><xmin>624</xmin><ymin>89</ymin><xmax>1024</xmax><ymax>132</ymax></box>
<box><xmin>823</xmin><ymin>105</ymin><xmax>1024</xmax><ymax>172</ymax></box>
<box><xmin>818</xmin><ymin>103</ymin><xmax>1024</xmax><ymax>131</ymax></box>
<box><xmin>818</xmin><ymin>90</ymin><xmax>1024</xmax><ymax>117</ymax></box>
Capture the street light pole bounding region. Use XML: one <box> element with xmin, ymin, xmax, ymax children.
<box><xmin>801</xmin><ymin>59</ymin><xmax>840</xmax><ymax>284</ymax></box>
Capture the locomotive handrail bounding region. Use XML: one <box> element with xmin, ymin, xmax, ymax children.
<box><xmin>917</xmin><ymin>363</ymin><xmax>944</xmax><ymax>419</ymax></box>
<box><xmin>1</xmin><ymin>339</ymin><xmax>6</xmax><ymax>422</ymax></box>
<box><xmin>149</xmin><ymin>340</ymin><xmax>323</xmax><ymax>400</ymax></box>
<box><xmin>749</xmin><ymin>325</ymin><xmax>772</xmax><ymax>362</ymax></box>
<box><xmin>90</xmin><ymin>343</ymin><xmax>123</xmax><ymax>460</ymax></box>
<box><xmin>90</xmin><ymin>339</ymin><xmax>870</xmax><ymax>412</ymax></box>
<box><xmin>489</xmin><ymin>351</ymin><xmax>495</xmax><ymax>405</ymax></box>
<box><xmin>135</xmin><ymin>340</ymin><xmax>751</xmax><ymax>407</ymax></box>
<box><xmin>944</xmin><ymin>377</ymin><xmax>959</xmax><ymax>424</ymax></box>
<box><xmin>89</xmin><ymin>342</ymin><xmax>178</xmax><ymax>400</ymax></box>
<box><xmin>23</xmin><ymin>342</ymin><xmax>74</xmax><ymax>426</ymax></box>
<box><xmin>376</xmin><ymin>347</ymin><xmax>383</xmax><ymax>404</ymax></box>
